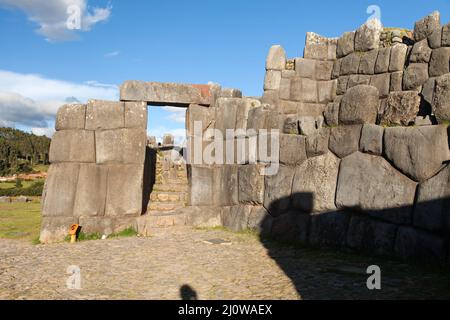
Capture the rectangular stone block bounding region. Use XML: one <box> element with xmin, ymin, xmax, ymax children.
<box><xmin>42</xmin><ymin>163</ymin><xmax>80</xmax><ymax>217</ymax></box>
<box><xmin>337</xmin><ymin>31</ymin><xmax>355</xmax><ymax>58</ymax></box>
<box><xmin>337</xmin><ymin>76</ymin><xmax>349</xmax><ymax>95</ymax></box>
<box><xmin>309</xmin><ymin>212</ymin><xmax>350</xmax><ymax>247</ymax></box>
<box><xmin>120</xmin><ymin>81</ymin><xmax>212</xmax><ymax>106</ymax></box>
<box><xmin>105</xmin><ymin>164</ymin><xmax>144</xmax><ymax>216</ymax></box>
<box><xmin>317</xmin><ymin>80</ymin><xmax>337</xmax><ymax>103</ymax></box>
<box><xmin>291</xmin><ymin>78</ymin><xmax>318</xmax><ymax>103</ymax></box>
<box><xmin>85</xmin><ymin>100</ymin><xmax>125</xmax><ymax>130</ymax></box>
<box><xmin>358</xmin><ymin>49</ymin><xmax>378</xmax><ymax>75</ymax></box>
<box><xmin>49</xmin><ymin>130</ymin><xmax>95</xmax><ymax>163</ymax></box>
<box><xmin>73</xmin><ymin>164</ymin><xmax>108</xmax><ymax>217</ymax></box>
<box><xmin>125</xmin><ymin>101</ymin><xmax>147</xmax><ymax>129</ymax></box>
<box><xmin>374</xmin><ymin>47</ymin><xmax>391</xmax><ymax>74</ymax></box>
<box><xmin>295</xmin><ymin>58</ymin><xmax>316</xmax><ymax>79</ymax></box>
<box><xmin>331</xmin><ymin>59</ymin><xmax>341</xmax><ymax>79</ymax></box>
<box><xmin>279</xmin><ymin>77</ymin><xmax>291</xmax><ymax>100</ymax></box>
<box><xmin>186</xmin><ymin>104</ymin><xmax>215</xmax><ymax>137</ymax></box>
<box><xmin>263</xmin><ymin>165</ymin><xmax>295</xmax><ymax>216</ymax></box>
<box><xmin>315</xmin><ymin>61</ymin><xmax>334</xmax><ymax>80</ymax></box>
<box><xmin>264</xmin><ymin>70</ymin><xmax>282</xmax><ymax>90</ymax></box>
<box><xmin>370</xmin><ymin>73</ymin><xmax>391</xmax><ymax>98</ymax></box>
<box><xmin>188</xmin><ymin>165</ymin><xmax>215</xmax><ymax>206</ymax></box>
<box><xmin>390</xmin><ymin>71</ymin><xmax>403</xmax><ymax>92</ymax></box>
<box><xmin>214</xmin><ymin>165</ymin><xmax>239</xmax><ymax>206</ymax></box>
<box><xmin>279</xmin><ymin>134</ymin><xmax>307</xmax><ymax>165</ymax></box>
<box><xmin>429</xmin><ymin>47</ymin><xmax>450</xmax><ymax>77</ymax></box>
<box><xmin>348</xmin><ymin>74</ymin><xmax>371</xmax><ymax>88</ymax></box>
<box><xmin>55</xmin><ymin>104</ymin><xmax>86</xmax><ymax>130</ymax></box>
<box><xmin>389</xmin><ymin>44</ymin><xmax>408</xmax><ymax>72</ymax></box>
<box><xmin>238</xmin><ymin>164</ymin><xmax>265</xmax><ymax>205</ymax></box>
<box><xmin>96</xmin><ymin>128</ymin><xmax>147</xmax><ymax>164</ymax></box>
<box><xmin>78</xmin><ymin>216</ymin><xmax>113</xmax><ymax>235</ymax></box>
<box><xmin>40</xmin><ymin>216</ymin><xmax>79</xmax><ymax>243</ymax></box>
<box><xmin>304</xmin><ymin>32</ymin><xmax>329</xmax><ymax>60</ymax></box>
<box><xmin>340</xmin><ymin>52</ymin><xmax>361</xmax><ymax>76</ymax></box>
<box><xmin>215</xmin><ymin>98</ymin><xmax>240</xmax><ymax>133</ymax></box>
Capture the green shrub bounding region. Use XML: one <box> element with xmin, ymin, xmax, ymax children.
<box><xmin>0</xmin><ymin>180</ymin><xmax>44</xmax><ymax>197</ymax></box>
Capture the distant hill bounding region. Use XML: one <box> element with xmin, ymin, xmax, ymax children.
<box><xmin>0</xmin><ymin>127</ymin><xmax>50</xmax><ymax>176</ymax></box>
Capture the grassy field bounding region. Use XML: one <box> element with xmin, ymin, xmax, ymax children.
<box><xmin>0</xmin><ymin>180</ymin><xmax>43</xmax><ymax>190</ymax></box>
<box><xmin>0</xmin><ymin>198</ymin><xmax>41</xmax><ymax>242</ymax></box>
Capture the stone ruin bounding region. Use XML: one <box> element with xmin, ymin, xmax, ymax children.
<box><xmin>41</xmin><ymin>12</ymin><xmax>450</xmax><ymax>265</ymax></box>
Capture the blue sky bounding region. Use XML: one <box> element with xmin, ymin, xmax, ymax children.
<box><xmin>0</xmin><ymin>0</ymin><xmax>449</xmax><ymax>141</ymax></box>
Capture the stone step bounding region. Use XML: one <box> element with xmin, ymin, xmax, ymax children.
<box><xmin>152</xmin><ymin>184</ymin><xmax>189</xmax><ymax>192</ymax></box>
<box><xmin>136</xmin><ymin>212</ymin><xmax>187</xmax><ymax>233</ymax></box>
<box><xmin>148</xmin><ymin>201</ymin><xmax>186</xmax><ymax>212</ymax></box>
<box><xmin>150</xmin><ymin>191</ymin><xmax>188</xmax><ymax>203</ymax></box>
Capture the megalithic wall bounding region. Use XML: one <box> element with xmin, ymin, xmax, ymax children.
<box><xmin>40</xmin><ymin>100</ymin><xmax>148</xmax><ymax>243</ymax></box>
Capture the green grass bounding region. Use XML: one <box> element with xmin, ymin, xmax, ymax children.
<box><xmin>0</xmin><ymin>198</ymin><xmax>41</xmax><ymax>241</ymax></box>
<box><xmin>0</xmin><ymin>180</ymin><xmax>42</xmax><ymax>190</ymax></box>
<box><xmin>32</xmin><ymin>164</ymin><xmax>49</xmax><ymax>173</ymax></box>
<box><xmin>65</xmin><ymin>227</ymin><xmax>138</xmax><ymax>243</ymax></box>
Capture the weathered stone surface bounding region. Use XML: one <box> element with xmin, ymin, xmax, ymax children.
<box><xmin>279</xmin><ymin>77</ymin><xmax>291</xmax><ymax>100</ymax></box>
<box><xmin>266</xmin><ymin>45</ymin><xmax>286</xmax><ymax>70</ymax></box>
<box><xmin>374</xmin><ymin>47</ymin><xmax>391</xmax><ymax>74</ymax></box>
<box><xmin>414</xmin><ymin>165</ymin><xmax>450</xmax><ymax>232</ymax></box>
<box><xmin>188</xmin><ymin>166</ymin><xmax>214</xmax><ymax>206</ymax></box>
<box><xmin>236</xmin><ymin>98</ymin><xmax>260</xmax><ymax>131</ymax></box>
<box><xmin>316</xmin><ymin>61</ymin><xmax>334</xmax><ymax>80</ymax></box>
<box><xmin>346</xmin><ymin>216</ymin><xmax>397</xmax><ymax>256</ymax></box>
<box><xmin>380</xmin><ymin>91</ymin><xmax>421</xmax><ymax>126</ymax></box>
<box><xmin>331</xmin><ymin>59</ymin><xmax>341</xmax><ymax>79</ymax></box>
<box><xmin>55</xmin><ymin>104</ymin><xmax>86</xmax><ymax>130</ymax></box>
<box><xmin>409</xmin><ymin>39</ymin><xmax>432</xmax><ymax>63</ymax></box>
<box><xmin>358</xmin><ymin>50</ymin><xmax>378</xmax><ymax>75</ymax></box>
<box><xmin>0</xmin><ymin>196</ymin><xmax>11</xmax><ymax>203</ymax></box>
<box><xmin>78</xmin><ymin>216</ymin><xmax>113</xmax><ymax>235</ymax></box>
<box><xmin>336</xmin><ymin>75</ymin><xmax>349</xmax><ymax>95</ymax></box>
<box><xmin>389</xmin><ymin>44</ymin><xmax>408</xmax><ymax>72</ymax></box>
<box><xmin>337</xmin><ymin>31</ymin><xmax>355</xmax><ymax>58</ymax></box>
<box><xmin>304</xmin><ymin>32</ymin><xmax>329</xmax><ymax>60</ymax></box>
<box><xmin>370</xmin><ymin>73</ymin><xmax>390</xmax><ymax>97</ymax></box>
<box><xmin>40</xmin><ymin>216</ymin><xmax>79</xmax><ymax>243</ymax></box>
<box><xmin>264</xmin><ymin>70</ymin><xmax>282</xmax><ymax>90</ymax></box>
<box><xmin>317</xmin><ymin>80</ymin><xmax>336</xmax><ymax>103</ymax></box>
<box><xmin>443</xmin><ymin>23</ymin><xmax>450</xmax><ymax>47</ymax></box>
<box><xmin>428</xmin><ymin>27</ymin><xmax>442</xmax><ymax>49</ymax></box>
<box><xmin>429</xmin><ymin>47</ymin><xmax>450</xmax><ymax>77</ymax></box>
<box><xmin>183</xmin><ymin>206</ymin><xmax>221</xmax><ymax>228</ymax></box>
<box><xmin>42</xmin><ymin>163</ymin><xmax>80</xmax><ymax>217</ymax></box>
<box><xmin>414</xmin><ymin>11</ymin><xmax>441</xmax><ymax>42</ymax></box>
<box><xmin>247</xmin><ymin>206</ymin><xmax>272</xmax><ymax>235</ymax></box>
<box><xmin>220</xmin><ymin>88</ymin><xmax>242</xmax><ymax>98</ymax></box>
<box><xmin>295</xmin><ymin>58</ymin><xmax>316</xmax><ymax>79</ymax></box>
<box><xmin>186</xmin><ymin>104</ymin><xmax>215</xmax><ymax>137</ymax></box>
<box><xmin>221</xmin><ymin>205</ymin><xmax>252</xmax><ymax>232</ymax></box>
<box><xmin>339</xmin><ymin>85</ymin><xmax>379</xmax><ymax>124</ymax></box>
<box><xmin>354</xmin><ymin>19</ymin><xmax>382</xmax><ymax>52</ymax></box>
<box><xmin>49</xmin><ymin>130</ymin><xmax>95</xmax><ymax>163</ymax></box>
<box><xmin>414</xmin><ymin>115</ymin><xmax>434</xmax><ymax>126</ymax></box>
<box><xmin>336</xmin><ymin>152</ymin><xmax>417</xmax><ymax>224</ymax></box>
<box><xmin>264</xmin><ymin>165</ymin><xmax>295</xmax><ymax>216</ymax></box>
<box><xmin>125</xmin><ymin>101</ymin><xmax>147</xmax><ymax>129</ymax></box>
<box><xmin>347</xmin><ymin>74</ymin><xmax>371</xmax><ymax>88</ymax></box>
<box><xmin>292</xmin><ymin>152</ymin><xmax>340</xmax><ymax>213</ymax></box>
<box><xmin>270</xmin><ymin>211</ymin><xmax>310</xmax><ymax>243</ymax></box>
<box><xmin>359</xmin><ymin>124</ymin><xmax>383</xmax><ymax>155</ymax></box>
<box><xmin>390</xmin><ymin>71</ymin><xmax>403</xmax><ymax>92</ymax></box>
<box><xmin>238</xmin><ymin>164</ymin><xmax>265</xmax><ymax>205</ymax></box>
<box><xmin>279</xmin><ymin>134</ymin><xmax>307</xmax><ymax>165</ymax></box>
<box><xmin>298</xmin><ymin>116</ymin><xmax>323</xmax><ymax>136</ymax></box>
<box><xmin>403</xmin><ymin>63</ymin><xmax>429</xmax><ymax>90</ymax></box>
<box><xmin>395</xmin><ymin>226</ymin><xmax>446</xmax><ymax>263</ymax></box>
<box><xmin>433</xmin><ymin>73</ymin><xmax>450</xmax><ymax>122</ymax></box>
<box><xmin>85</xmin><ymin>100</ymin><xmax>124</xmax><ymax>130</ymax></box>
<box><xmin>291</xmin><ymin>77</ymin><xmax>318</xmax><ymax>103</ymax></box>
<box><xmin>384</xmin><ymin>125</ymin><xmax>449</xmax><ymax>182</ymax></box>
<box><xmin>105</xmin><ymin>164</ymin><xmax>143</xmax><ymax>216</ymax></box>
<box><xmin>309</xmin><ymin>212</ymin><xmax>350</xmax><ymax>247</ymax></box>
<box><xmin>281</xmin><ymin>115</ymin><xmax>298</xmax><ymax>134</ymax></box>
<box><xmin>120</xmin><ymin>81</ymin><xmax>212</xmax><ymax>106</ymax></box>
<box><xmin>329</xmin><ymin>125</ymin><xmax>362</xmax><ymax>158</ymax></box>
<box><xmin>247</xmin><ymin>104</ymin><xmax>279</xmax><ymax>131</ymax></box>
<box><xmin>214</xmin><ymin>165</ymin><xmax>238</xmax><ymax>206</ymax></box>
<box><xmin>96</xmin><ymin>128</ymin><xmax>147</xmax><ymax>165</ymax></box>
<box><xmin>73</xmin><ymin>164</ymin><xmax>108</xmax><ymax>217</ymax></box>
<box><xmin>340</xmin><ymin>52</ymin><xmax>361</xmax><ymax>76</ymax></box>
<box><xmin>421</xmin><ymin>78</ymin><xmax>436</xmax><ymax>106</ymax></box>
<box><xmin>306</xmin><ymin>128</ymin><xmax>330</xmax><ymax>157</ymax></box>
<box><xmin>323</xmin><ymin>99</ymin><xmax>340</xmax><ymax>127</ymax></box>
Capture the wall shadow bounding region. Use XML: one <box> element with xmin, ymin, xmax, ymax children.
<box><xmin>259</xmin><ymin>192</ymin><xmax>450</xmax><ymax>299</ymax></box>
<box><xmin>180</xmin><ymin>284</ymin><xmax>198</xmax><ymax>300</ymax></box>
<box><xmin>142</xmin><ymin>146</ymin><xmax>157</xmax><ymax>214</ymax></box>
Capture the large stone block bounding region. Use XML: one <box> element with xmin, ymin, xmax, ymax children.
<box><xmin>433</xmin><ymin>73</ymin><xmax>450</xmax><ymax>122</ymax></box>
<box><xmin>214</xmin><ymin>165</ymin><xmax>238</xmax><ymax>206</ymax></box>
<box><xmin>304</xmin><ymin>32</ymin><xmax>329</xmax><ymax>60</ymax></box>
<box><xmin>264</xmin><ymin>165</ymin><xmax>295</xmax><ymax>217</ymax></box>
<box><xmin>429</xmin><ymin>47</ymin><xmax>450</xmax><ymax>77</ymax></box>
<box><xmin>292</xmin><ymin>152</ymin><xmax>340</xmax><ymax>213</ymax></box>
<box><xmin>346</xmin><ymin>216</ymin><xmax>397</xmax><ymax>256</ymax></box>
<box><xmin>354</xmin><ymin>19</ymin><xmax>382</xmax><ymax>52</ymax></box>
<box><xmin>270</xmin><ymin>211</ymin><xmax>305</xmax><ymax>243</ymax></box>
<box><xmin>247</xmin><ymin>206</ymin><xmax>272</xmax><ymax>235</ymax></box>
<box><xmin>421</xmin><ymin>78</ymin><xmax>436</xmax><ymax>106</ymax></box>
<box><xmin>428</xmin><ymin>27</ymin><xmax>442</xmax><ymax>49</ymax></box>
<box><xmin>309</xmin><ymin>212</ymin><xmax>350</xmax><ymax>247</ymax></box>
<box><xmin>279</xmin><ymin>134</ymin><xmax>307</xmax><ymax>165</ymax></box>
<box><xmin>186</xmin><ymin>104</ymin><xmax>215</xmax><ymax>137</ymax></box>
<box><xmin>413</xmin><ymin>11</ymin><xmax>441</xmax><ymax>42</ymax></box>
<box><xmin>295</xmin><ymin>58</ymin><xmax>316</xmax><ymax>79</ymax></box>
<box><xmin>120</xmin><ymin>81</ymin><xmax>212</xmax><ymax>106</ymax></box>
<box><xmin>358</xmin><ymin>49</ymin><xmax>378</xmax><ymax>75</ymax></box>
<box><xmin>389</xmin><ymin>71</ymin><xmax>403</xmax><ymax>92</ymax></box>
<box><xmin>85</xmin><ymin>100</ymin><xmax>124</xmax><ymax>130</ymax></box>
<box><xmin>339</xmin><ymin>85</ymin><xmax>379</xmax><ymax>125</ymax></box>
<box><xmin>315</xmin><ymin>61</ymin><xmax>334</xmax><ymax>80</ymax></box>
<box><xmin>389</xmin><ymin>44</ymin><xmax>408</xmax><ymax>72</ymax></box>
<box><xmin>317</xmin><ymin>80</ymin><xmax>337</xmax><ymax>103</ymax></box>
<box><xmin>323</xmin><ymin>100</ymin><xmax>340</xmax><ymax>127</ymax></box>
<box><xmin>266</xmin><ymin>45</ymin><xmax>286</xmax><ymax>70</ymax></box>
<box><xmin>359</xmin><ymin>124</ymin><xmax>383</xmax><ymax>155</ymax></box>
<box><xmin>331</xmin><ymin>59</ymin><xmax>341</xmax><ymax>79</ymax></box>
<box><xmin>443</xmin><ymin>23</ymin><xmax>450</xmax><ymax>47</ymax></box>
<box><xmin>55</xmin><ymin>104</ymin><xmax>86</xmax><ymax>130</ymax></box>
<box><xmin>306</xmin><ymin>127</ymin><xmax>330</xmax><ymax>157</ymax></box>
<box><xmin>188</xmin><ymin>166</ymin><xmax>215</xmax><ymax>206</ymax></box>
<box><xmin>337</xmin><ymin>31</ymin><xmax>355</xmax><ymax>58</ymax></box>
<box><xmin>95</xmin><ymin>128</ymin><xmax>147</xmax><ymax>165</ymax></box>
<box><xmin>78</xmin><ymin>216</ymin><xmax>113</xmax><ymax>235</ymax></box>
<box><xmin>347</xmin><ymin>74</ymin><xmax>371</xmax><ymax>88</ymax></box>
<box><xmin>374</xmin><ymin>47</ymin><xmax>391</xmax><ymax>74</ymax></box>
<box><xmin>336</xmin><ymin>152</ymin><xmax>417</xmax><ymax>224</ymax></box>
<box><xmin>105</xmin><ymin>164</ymin><xmax>144</xmax><ymax>216</ymax></box>
<box><xmin>336</xmin><ymin>75</ymin><xmax>349</xmax><ymax>95</ymax></box>
<box><xmin>409</xmin><ymin>39</ymin><xmax>432</xmax><ymax>63</ymax></box>
<box><xmin>329</xmin><ymin>125</ymin><xmax>362</xmax><ymax>158</ymax></box>
<box><xmin>215</xmin><ymin>98</ymin><xmax>241</xmax><ymax>133</ymax></box>
<box><xmin>238</xmin><ymin>164</ymin><xmax>265</xmax><ymax>205</ymax></box>
<box><xmin>384</xmin><ymin>125</ymin><xmax>449</xmax><ymax>182</ymax></box>
<box><xmin>221</xmin><ymin>205</ymin><xmax>252</xmax><ymax>232</ymax></box>
<box><xmin>49</xmin><ymin>130</ymin><xmax>95</xmax><ymax>163</ymax></box>
<box><xmin>394</xmin><ymin>226</ymin><xmax>446</xmax><ymax>263</ymax></box>
<box><xmin>340</xmin><ymin>52</ymin><xmax>361</xmax><ymax>76</ymax></box>
<box><xmin>291</xmin><ymin>77</ymin><xmax>318</xmax><ymax>103</ymax></box>
<box><xmin>40</xmin><ymin>216</ymin><xmax>79</xmax><ymax>243</ymax></box>
<box><xmin>124</xmin><ymin>101</ymin><xmax>147</xmax><ymax>129</ymax></box>
<box><xmin>414</xmin><ymin>165</ymin><xmax>450</xmax><ymax>232</ymax></box>
<box><xmin>41</xmin><ymin>163</ymin><xmax>80</xmax><ymax>217</ymax></box>
<box><xmin>380</xmin><ymin>91</ymin><xmax>421</xmax><ymax>126</ymax></box>
<box><xmin>264</xmin><ymin>70</ymin><xmax>282</xmax><ymax>90</ymax></box>
<box><xmin>403</xmin><ymin>63</ymin><xmax>429</xmax><ymax>90</ymax></box>
<box><xmin>73</xmin><ymin>164</ymin><xmax>108</xmax><ymax>217</ymax></box>
<box><xmin>370</xmin><ymin>73</ymin><xmax>390</xmax><ymax>97</ymax></box>
<box><xmin>184</xmin><ymin>206</ymin><xmax>221</xmax><ymax>228</ymax></box>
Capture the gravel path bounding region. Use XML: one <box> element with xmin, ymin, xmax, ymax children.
<box><xmin>1</xmin><ymin>226</ymin><xmax>448</xmax><ymax>300</ymax></box>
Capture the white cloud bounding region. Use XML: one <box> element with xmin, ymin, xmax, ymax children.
<box><xmin>0</xmin><ymin>0</ymin><xmax>111</xmax><ymax>41</ymax></box>
<box><xmin>0</xmin><ymin>69</ymin><xmax>118</xmax><ymax>134</ymax></box>
<box><xmin>104</xmin><ymin>51</ymin><xmax>120</xmax><ymax>58</ymax></box>
<box><xmin>147</xmin><ymin>127</ymin><xmax>187</xmax><ymax>146</ymax></box>
<box><xmin>162</xmin><ymin>106</ymin><xmax>186</xmax><ymax>124</ymax></box>
<box><xmin>31</xmin><ymin>127</ymin><xmax>55</xmax><ymax>138</ymax></box>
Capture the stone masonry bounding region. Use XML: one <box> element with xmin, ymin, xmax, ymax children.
<box><xmin>42</xmin><ymin>12</ymin><xmax>450</xmax><ymax>265</ymax></box>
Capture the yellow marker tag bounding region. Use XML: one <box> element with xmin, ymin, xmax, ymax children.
<box><xmin>69</xmin><ymin>224</ymin><xmax>79</xmax><ymax>236</ymax></box>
